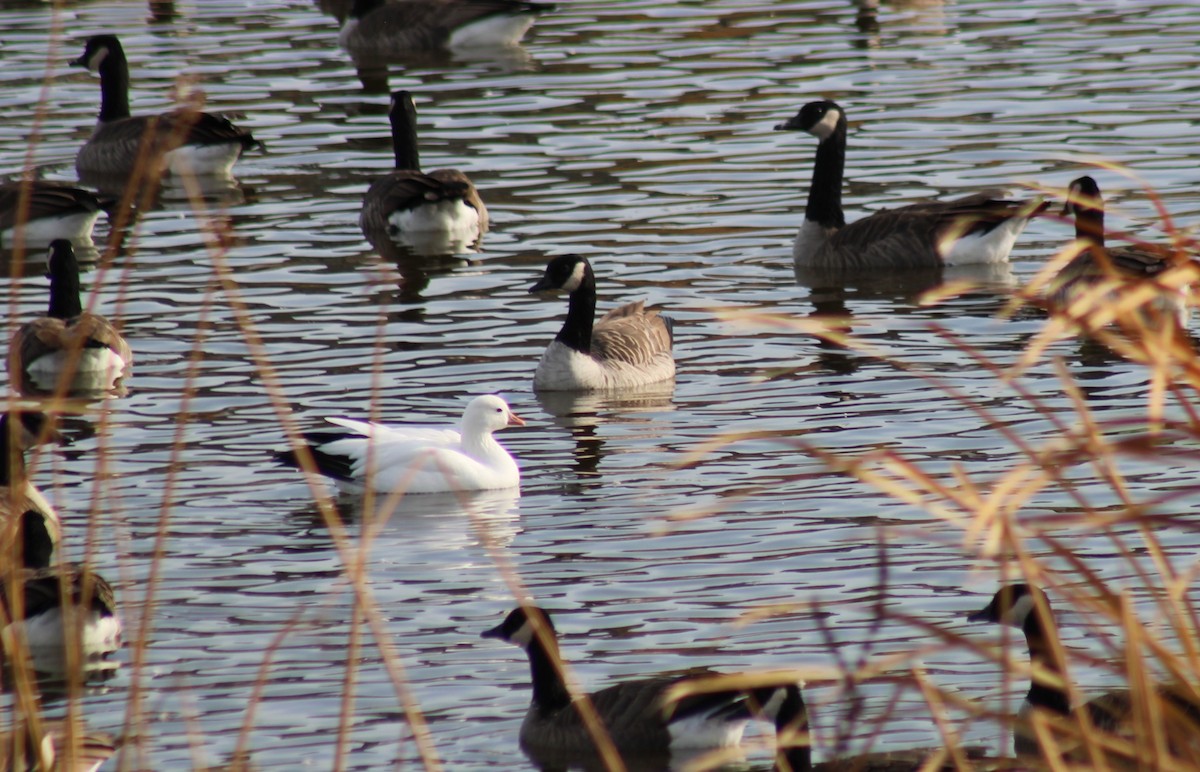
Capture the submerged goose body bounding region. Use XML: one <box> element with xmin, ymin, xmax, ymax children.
<box><xmin>0</xmin><ymin>182</ymin><xmax>106</xmax><ymax>250</ymax></box>
<box><xmin>8</xmin><ymin>240</ymin><xmax>131</xmax><ymax>393</ymax></box>
<box><xmin>529</xmin><ymin>255</ymin><xmax>675</xmax><ymax>392</ymax></box>
<box><xmin>482</xmin><ymin>606</ymin><xmax>758</xmax><ymax>760</ymax></box>
<box><xmin>774</xmin><ymin>101</ymin><xmax>1045</xmax><ymax>272</ymax></box>
<box><xmin>1052</xmin><ymin>175</ymin><xmax>1192</xmax><ymax>328</ymax></box>
<box><xmin>751</xmin><ymin>682</ymin><xmax>1007</xmax><ymax>771</ymax></box>
<box><xmin>276</xmin><ymin>394</ymin><xmax>523</xmax><ymax>494</ymax></box>
<box><xmin>968</xmin><ymin>584</ymin><xmax>1200</xmax><ymax>763</ymax></box>
<box><xmin>72</xmin><ymin>35</ymin><xmax>260</xmax><ymax>178</ymax></box>
<box><xmin>339</xmin><ymin>0</ymin><xmax>554</xmax><ymax>56</ymax></box>
<box><xmin>360</xmin><ymin>91</ymin><xmax>487</xmax><ymax>247</ymax></box>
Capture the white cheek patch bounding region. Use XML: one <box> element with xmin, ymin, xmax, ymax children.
<box><xmin>560</xmin><ymin>260</ymin><xmax>586</xmax><ymax>292</ymax></box>
<box><xmin>808</xmin><ymin>108</ymin><xmax>842</xmax><ymax>141</ymax></box>
<box><xmin>45</xmin><ymin>245</ymin><xmax>55</xmax><ymax>269</ymax></box>
<box><xmin>510</xmin><ymin>618</ymin><xmax>535</xmax><ymax>647</ymax></box>
<box><xmin>759</xmin><ymin>688</ymin><xmax>787</xmax><ymax>721</ymax></box>
<box><xmin>1004</xmin><ymin>593</ymin><xmax>1036</xmax><ymax>627</ymax></box>
<box><xmin>87</xmin><ymin>46</ymin><xmax>109</xmax><ymax>72</ymax></box>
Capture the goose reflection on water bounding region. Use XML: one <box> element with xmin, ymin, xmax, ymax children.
<box><xmin>537</xmin><ymin>388</ymin><xmax>676</xmax><ymax>494</ymax></box>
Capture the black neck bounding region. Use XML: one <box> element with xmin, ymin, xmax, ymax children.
<box><xmin>1074</xmin><ymin>203</ymin><xmax>1106</xmax><ymax>249</ymax></box>
<box><xmin>805</xmin><ymin>120</ymin><xmax>847</xmax><ymax>229</ymax></box>
<box><xmin>557</xmin><ymin>270</ymin><xmax>597</xmax><ymax>355</ymax></box>
<box><xmin>390</xmin><ymin>107</ymin><xmax>420</xmax><ymax>171</ymax></box>
<box><xmin>1023</xmin><ymin>613</ymin><xmax>1070</xmax><ymax>715</ymax></box>
<box><xmin>350</xmin><ymin>0</ymin><xmax>385</xmax><ymax>20</ymax></box>
<box><xmin>97</xmin><ymin>46</ymin><xmax>131</xmax><ymax>122</ymax></box>
<box><xmin>774</xmin><ymin>690</ymin><xmax>812</xmax><ymax>772</ymax></box>
<box><xmin>525</xmin><ymin>635</ymin><xmax>573</xmax><ymax>714</ymax></box>
<box><xmin>0</xmin><ymin>419</ymin><xmax>23</xmax><ymax>488</ymax></box>
<box><xmin>20</xmin><ymin>511</ymin><xmax>54</xmax><ymax>570</ymax></box>
<box><xmin>48</xmin><ymin>255</ymin><xmax>84</xmax><ymax>320</ymax></box>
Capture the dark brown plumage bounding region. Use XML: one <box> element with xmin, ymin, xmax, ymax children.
<box><xmin>1051</xmin><ymin>175</ymin><xmax>1192</xmax><ymax>328</ymax></box>
<box><xmin>774</xmin><ymin>100</ymin><xmax>1047</xmax><ymax>273</ymax></box>
<box><xmin>8</xmin><ymin>240</ymin><xmax>131</xmax><ymax>394</ymax></box>
<box><xmin>72</xmin><ymin>35</ymin><xmax>260</xmax><ymax>178</ymax></box>
<box><xmin>339</xmin><ymin>0</ymin><xmax>554</xmax><ymax>56</ymax></box>
<box><xmin>360</xmin><ymin>91</ymin><xmax>487</xmax><ymax>250</ymax></box>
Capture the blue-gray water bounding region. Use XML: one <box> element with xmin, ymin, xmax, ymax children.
<box><xmin>3</xmin><ymin>0</ymin><xmax>1200</xmax><ymax>768</ymax></box>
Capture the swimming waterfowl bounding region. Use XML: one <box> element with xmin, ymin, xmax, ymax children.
<box><xmin>1052</xmin><ymin>175</ymin><xmax>1192</xmax><ymax>328</ymax></box>
<box><xmin>339</xmin><ymin>0</ymin><xmax>554</xmax><ymax>56</ymax></box>
<box><xmin>0</xmin><ymin>181</ymin><xmax>107</xmax><ymax>251</ymax></box>
<box><xmin>71</xmin><ymin>35</ymin><xmax>260</xmax><ymax>178</ymax></box>
<box><xmin>774</xmin><ymin>100</ymin><xmax>1046</xmax><ymax>272</ymax></box>
<box><xmin>968</xmin><ymin>584</ymin><xmax>1200</xmax><ymax>763</ymax></box>
<box><xmin>359</xmin><ymin>91</ymin><xmax>487</xmax><ymax>247</ymax></box>
<box><xmin>1</xmin><ymin>413</ymin><xmax>121</xmax><ymax>673</ymax></box>
<box><xmin>276</xmin><ymin>394</ymin><xmax>523</xmax><ymax>494</ymax></box>
<box><xmin>0</xmin><ymin>411</ymin><xmax>62</xmax><ymax>549</ymax></box>
<box><xmin>529</xmin><ymin>254</ymin><xmax>675</xmax><ymax>391</ymax></box>
<box><xmin>481</xmin><ymin>606</ymin><xmax>760</xmax><ymax>760</ymax></box>
<box><xmin>8</xmin><ymin>240</ymin><xmax>132</xmax><ymax>392</ymax></box>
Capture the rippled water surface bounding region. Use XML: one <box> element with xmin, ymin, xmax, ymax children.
<box><xmin>4</xmin><ymin>0</ymin><xmax>1200</xmax><ymax>769</ymax></box>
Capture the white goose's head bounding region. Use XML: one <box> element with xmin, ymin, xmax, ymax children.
<box><xmin>462</xmin><ymin>394</ymin><xmax>525</xmax><ymax>436</ymax></box>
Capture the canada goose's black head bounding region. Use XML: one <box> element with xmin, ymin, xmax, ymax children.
<box><xmin>530</xmin><ymin>255</ymin><xmax>593</xmax><ymax>295</ymax></box>
<box><xmin>775</xmin><ymin>100</ymin><xmax>845</xmax><ymax>142</ymax></box>
<box><xmin>1062</xmin><ymin>175</ymin><xmax>1102</xmax><ymax>218</ymax></box>
<box><xmin>72</xmin><ymin>35</ymin><xmax>123</xmax><ymax>73</ymax></box>
<box><xmin>482</xmin><ymin>606</ymin><xmax>557</xmax><ymax>648</ymax></box>
<box><xmin>967</xmin><ymin>584</ymin><xmax>1047</xmax><ymax>630</ymax></box>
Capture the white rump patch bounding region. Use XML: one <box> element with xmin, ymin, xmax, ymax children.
<box><xmin>939</xmin><ymin>217</ymin><xmax>1026</xmax><ymax>265</ymax></box>
<box><xmin>390</xmin><ymin>199</ymin><xmax>481</xmax><ymax>237</ymax></box>
<box><xmin>449</xmin><ymin>14</ymin><xmax>537</xmax><ymax>49</ymax></box>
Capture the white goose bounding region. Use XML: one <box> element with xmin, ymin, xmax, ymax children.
<box><xmin>276</xmin><ymin>395</ymin><xmax>523</xmax><ymax>494</ymax></box>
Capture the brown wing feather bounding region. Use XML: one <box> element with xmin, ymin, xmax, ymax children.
<box><xmin>427</xmin><ymin>168</ymin><xmax>488</xmax><ymax>230</ymax></box>
<box><xmin>825</xmin><ymin>197</ymin><xmax>1045</xmax><ymax>270</ymax></box>
<box><xmin>592</xmin><ymin>301</ymin><xmax>673</xmax><ymax>367</ymax></box>
<box><xmin>361</xmin><ymin>169</ymin><xmax>486</xmax><ymax>232</ymax></box>
<box><xmin>10</xmin><ymin>314</ymin><xmax>130</xmax><ymax>373</ymax></box>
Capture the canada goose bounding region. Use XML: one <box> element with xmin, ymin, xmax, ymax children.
<box><xmin>359</xmin><ymin>91</ymin><xmax>488</xmax><ymax>247</ymax></box>
<box><xmin>8</xmin><ymin>240</ymin><xmax>131</xmax><ymax>392</ymax></box>
<box><xmin>0</xmin><ymin>411</ymin><xmax>62</xmax><ymax>549</ymax></box>
<box><xmin>529</xmin><ymin>254</ymin><xmax>675</xmax><ymax>391</ymax></box>
<box><xmin>71</xmin><ymin>35</ymin><xmax>260</xmax><ymax>178</ymax></box>
<box><xmin>275</xmin><ymin>394</ymin><xmax>523</xmax><ymax>494</ymax></box>
<box><xmin>339</xmin><ymin>0</ymin><xmax>554</xmax><ymax>56</ymax></box>
<box><xmin>1053</xmin><ymin>175</ymin><xmax>1192</xmax><ymax>328</ymax></box>
<box><xmin>774</xmin><ymin>100</ymin><xmax>1046</xmax><ymax>272</ymax></box>
<box><xmin>1</xmin><ymin>510</ymin><xmax>122</xmax><ymax>667</ymax></box>
<box><xmin>1</xmin><ymin>413</ymin><xmax>120</xmax><ymax>673</ymax></box>
<box><xmin>0</xmin><ymin>181</ymin><xmax>107</xmax><ymax>251</ymax></box>
<box><xmin>968</xmin><ymin>584</ymin><xmax>1200</xmax><ymax>763</ymax></box>
<box><xmin>1</xmin><ymin>719</ymin><xmax>117</xmax><ymax>772</ymax></box>
<box><xmin>481</xmin><ymin>606</ymin><xmax>762</xmax><ymax>760</ymax></box>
